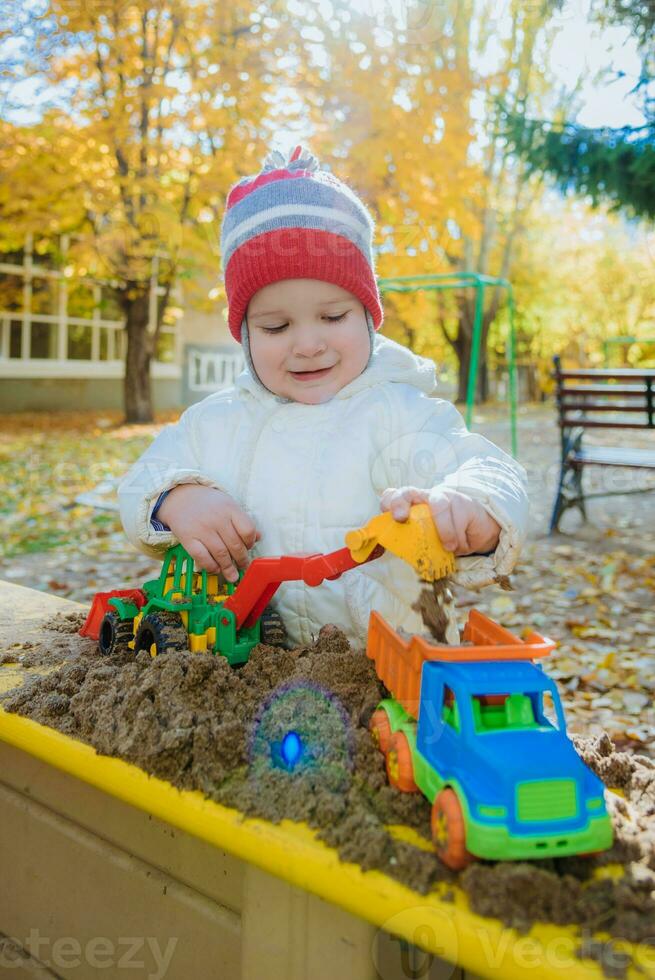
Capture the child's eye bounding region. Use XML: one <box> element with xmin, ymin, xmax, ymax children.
<box><xmin>262</xmin><ymin>312</ymin><xmax>348</xmax><ymax>333</ymax></box>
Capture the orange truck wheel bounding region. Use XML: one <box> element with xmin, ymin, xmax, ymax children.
<box><xmin>431</xmin><ymin>788</ymin><xmax>474</xmax><ymax>870</ymax></box>
<box><xmin>386</xmin><ymin>731</ymin><xmax>418</xmax><ymax>793</ymax></box>
<box><xmin>369</xmin><ymin>709</ymin><xmax>393</xmax><ymax>754</ymax></box>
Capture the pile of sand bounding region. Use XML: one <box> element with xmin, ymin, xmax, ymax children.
<box><xmin>3</xmin><ymin>611</ymin><xmax>654</xmax><ymax>974</ymax></box>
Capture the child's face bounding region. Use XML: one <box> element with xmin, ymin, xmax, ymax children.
<box><xmin>247</xmin><ymin>279</ymin><xmax>370</xmax><ymax>404</ymax></box>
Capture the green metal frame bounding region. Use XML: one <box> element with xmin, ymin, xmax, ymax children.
<box><xmin>377</xmin><ymin>272</ymin><xmax>518</xmax><ymax>457</ymax></box>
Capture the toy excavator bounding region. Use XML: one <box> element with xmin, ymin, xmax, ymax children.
<box><xmin>80</xmin><ymin>503</ymin><xmax>455</xmax><ymax>665</ymax></box>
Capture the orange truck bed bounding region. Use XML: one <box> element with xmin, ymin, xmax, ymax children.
<box><xmin>365</xmin><ymin>610</ymin><xmax>556</xmax><ymax>718</ymax></box>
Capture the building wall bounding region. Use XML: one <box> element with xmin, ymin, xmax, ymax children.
<box><xmin>179</xmin><ymin>302</ymin><xmax>245</xmax><ymax>406</ymax></box>
<box><xmin>0</xmin><ymin>252</ymin><xmax>245</xmax><ymax>412</ymax></box>
<box><xmin>0</xmin><ymin>376</ymin><xmax>183</xmax><ymax>413</ymax></box>
<box><xmin>0</xmin><ymin>241</ymin><xmax>246</xmax><ymax>414</ymax></box>
<box><xmin>181</xmin><ymin>303</ymin><xmax>236</xmax><ymax>348</ymax></box>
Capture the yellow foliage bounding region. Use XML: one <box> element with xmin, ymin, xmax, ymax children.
<box><xmin>2</xmin><ymin>0</ymin><xmax>652</xmax><ymax>394</ymax></box>
<box><xmin>289</xmin><ymin>0</ymin><xmax>575</xmax><ymax>379</ymax></box>
<box><xmin>0</xmin><ymin>0</ymin><xmax>290</xmax><ymax>298</ymax></box>
<box><xmin>499</xmin><ymin>199</ymin><xmax>655</xmax><ymax>374</ymax></box>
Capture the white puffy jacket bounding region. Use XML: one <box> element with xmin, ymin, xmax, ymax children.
<box><xmin>118</xmin><ymin>335</ymin><xmax>528</xmax><ymax>650</ymax></box>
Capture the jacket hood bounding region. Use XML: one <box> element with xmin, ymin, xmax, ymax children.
<box><xmin>234</xmin><ymin>334</ymin><xmax>438</xmax><ymax>405</ymax></box>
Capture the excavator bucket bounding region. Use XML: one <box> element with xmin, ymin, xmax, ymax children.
<box><xmin>79</xmin><ymin>588</ymin><xmax>146</xmax><ymax>641</ymax></box>
<box><xmin>345</xmin><ymin>503</ymin><xmax>455</xmax><ymax>582</ymax></box>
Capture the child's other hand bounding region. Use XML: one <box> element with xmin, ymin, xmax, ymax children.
<box><xmin>380</xmin><ymin>486</ymin><xmax>501</xmax><ymax>556</ymax></box>
<box><xmin>157</xmin><ymin>485</ymin><xmax>261</xmax><ymax>582</ymax></box>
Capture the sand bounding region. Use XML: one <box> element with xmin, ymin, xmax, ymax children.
<box><xmin>2</xmin><ymin>610</ymin><xmax>654</xmax><ymax>977</ymax></box>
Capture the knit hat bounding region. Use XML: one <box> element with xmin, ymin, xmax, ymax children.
<box><xmin>220</xmin><ymin>145</ymin><xmax>384</xmax><ymax>342</ymax></box>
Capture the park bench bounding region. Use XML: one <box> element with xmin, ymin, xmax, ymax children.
<box><xmin>550</xmin><ymin>355</ymin><xmax>655</xmax><ymax>532</ymax></box>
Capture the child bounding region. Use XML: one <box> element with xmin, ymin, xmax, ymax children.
<box><xmin>119</xmin><ymin>145</ymin><xmax>528</xmax><ymax>650</ymax></box>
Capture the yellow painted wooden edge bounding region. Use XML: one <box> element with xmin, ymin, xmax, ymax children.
<box><xmin>0</xmin><ymin>707</ymin><xmax>652</xmax><ymax>980</ymax></box>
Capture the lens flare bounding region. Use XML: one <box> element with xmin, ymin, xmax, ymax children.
<box><xmin>248</xmin><ymin>680</ymin><xmax>354</xmax><ymax>791</ymax></box>
<box><xmin>280</xmin><ymin>730</ymin><xmax>303</xmax><ymax>768</ymax></box>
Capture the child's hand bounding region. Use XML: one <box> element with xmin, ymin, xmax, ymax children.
<box><xmin>380</xmin><ymin>486</ymin><xmax>501</xmax><ymax>556</ymax></box>
<box><xmin>157</xmin><ymin>485</ymin><xmax>261</xmax><ymax>582</ymax></box>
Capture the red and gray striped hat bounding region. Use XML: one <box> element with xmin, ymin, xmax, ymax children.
<box><xmin>220</xmin><ymin>145</ymin><xmax>384</xmax><ymax>342</ymax></box>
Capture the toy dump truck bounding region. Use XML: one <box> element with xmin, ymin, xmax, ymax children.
<box><xmin>80</xmin><ymin>503</ymin><xmax>456</xmax><ymax>666</ymax></box>
<box><xmin>367</xmin><ymin>610</ymin><xmax>613</xmax><ymax>869</ymax></box>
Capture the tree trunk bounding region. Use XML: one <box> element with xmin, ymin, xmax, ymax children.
<box><xmin>454</xmin><ymin>326</ymin><xmax>489</xmax><ymax>404</ymax></box>
<box><xmin>122</xmin><ymin>287</ymin><xmax>154</xmax><ymax>424</ymax></box>
<box><xmin>455</xmin><ymin>331</ymin><xmax>472</xmax><ymax>404</ymax></box>
<box><xmin>478</xmin><ymin>354</ymin><xmax>489</xmax><ymax>401</ymax></box>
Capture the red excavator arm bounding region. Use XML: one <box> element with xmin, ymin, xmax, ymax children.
<box><xmin>222</xmin><ymin>544</ymin><xmax>384</xmax><ymax>631</ymax></box>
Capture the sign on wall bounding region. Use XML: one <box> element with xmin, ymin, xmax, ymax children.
<box><xmin>183</xmin><ymin>343</ymin><xmax>245</xmax><ymax>405</ymax></box>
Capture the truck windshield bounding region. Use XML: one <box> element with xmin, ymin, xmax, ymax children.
<box><xmin>471</xmin><ymin>692</ymin><xmax>558</xmax><ymax>733</ymax></box>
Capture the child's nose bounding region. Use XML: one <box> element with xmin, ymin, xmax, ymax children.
<box><xmin>292</xmin><ymin>329</ymin><xmax>327</xmax><ymax>357</ymax></box>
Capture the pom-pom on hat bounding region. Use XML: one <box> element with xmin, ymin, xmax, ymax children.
<box><xmin>220</xmin><ymin>145</ymin><xmax>384</xmax><ymax>342</ymax></box>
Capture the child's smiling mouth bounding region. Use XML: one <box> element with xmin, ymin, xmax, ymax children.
<box><xmin>289</xmin><ymin>365</ymin><xmax>335</xmax><ymax>381</ymax></box>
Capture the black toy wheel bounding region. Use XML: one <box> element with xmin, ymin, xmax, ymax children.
<box><xmin>134</xmin><ymin>611</ymin><xmax>189</xmax><ymax>658</ymax></box>
<box><xmin>260</xmin><ymin>607</ymin><xmax>289</xmax><ymax>649</ymax></box>
<box><xmin>98</xmin><ymin>611</ymin><xmax>134</xmax><ymax>657</ymax></box>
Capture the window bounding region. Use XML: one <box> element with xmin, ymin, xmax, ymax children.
<box><xmin>442</xmin><ymin>685</ymin><xmax>459</xmax><ymax>730</ymax></box>
<box><xmin>535</xmin><ymin>691</ymin><xmax>561</xmax><ymax>731</ymax></box>
<box><xmin>0</xmin><ymin>236</ymin><xmax>178</xmax><ymax>368</ymax></box>
<box><xmin>0</xmin><ymin>274</ymin><xmax>23</xmax><ymax>311</ymax></box>
<box><xmin>99</xmin><ymin>289</ymin><xmax>123</xmax><ymax>321</ymax></box>
<box><xmin>67</xmin><ymin>324</ymin><xmax>92</xmax><ymax>360</ymax></box>
<box><xmin>9</xmin><ymin>321</ymin><xmax>21</xmax><ymax>358</ymax></box>
<box><xmin>98</xmin><ymin>326</ymin><xmax>120</xmax><ymax>361</ymax></box>
<box><xmin>30</xmin><ymin>321</ymin><xmax>58</xmax><ymax>359</ymax></box>
<box><xmin>471</xmin><ymin>693</ymin><xmax>543</xmax><ymax>733</ymax></box>
<box><xmin>68</xmin><ymin>283</ymin><xmax>95</xmax><ymax>319</ymax></box>
<box><xmin>31</xmin><ymin>278</ymin><xmax>58</xmax><ymax>316</ymax></box>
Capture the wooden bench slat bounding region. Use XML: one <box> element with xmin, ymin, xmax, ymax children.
<box><xmin>558</xmin><ymin>368</ymin><xmax>655</xmax><ymax>380</ymax></box>
<box><xmin>571</xmin><ymin>446</ymin><xmax>655</xmax><ymax>468</ymax></box>
<box><xmin>551</xmin><ymin>356</ymin><xmax>655</xmax><ymax>532</ymax></box>
<box><xmin>560</xmin><ymin>401</ymin><xmax>648</xmax><ymax>413</ymax></box>
<box><xmin>561</xmin><ymin>417</ymin><xmax>653</xmax><ymax>429</ymax></box>
<box><xmin>562</xmin><ymin>384</ymin><xmax>648</xmax><ymax>396</ymax></box>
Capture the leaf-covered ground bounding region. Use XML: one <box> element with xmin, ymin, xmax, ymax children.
<box><xmin>0</xmin><ymin>409</ymin><xmax>177</xmax><ymax>565</ymax></box>
<box><xmin>1</xmin><ymin>405</ymin><xmax>654</xmax><ymax>754</ymax></box>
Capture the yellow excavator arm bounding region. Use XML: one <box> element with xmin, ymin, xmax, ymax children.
<box><xmin>345</xmin><ymin>503</ymin><xmax>455</xmax><ymax>582</ymax></box>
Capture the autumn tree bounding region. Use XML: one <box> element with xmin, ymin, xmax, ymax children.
<box><xmin>291</xmin><ymin>0</ymin><xmax>479</xmax><ymax>384</ymax></box>
<box><xmin>502</xmin><ymin>0</ymin><xmax>655</xmax><ymax>221</ymax></box>
<box><xmin>0</xmin><ymin>0</ymin><xmax>291</xmax><ymax>422</ymax></box>
<box><xmin>294</xmin><ymin>0</ymin><xmax>582</xmax><ymax>400</ymax></box>
<box><xmin>491</xmin><ymin>199</ymin><xmax>655</xmax><ymax>382</ymax></box>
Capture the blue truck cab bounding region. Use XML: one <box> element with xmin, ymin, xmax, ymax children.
<box><xmin>383</xmin><ymin>658</ymin><xmax>613</xmax><ymax>861</ymax></box>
